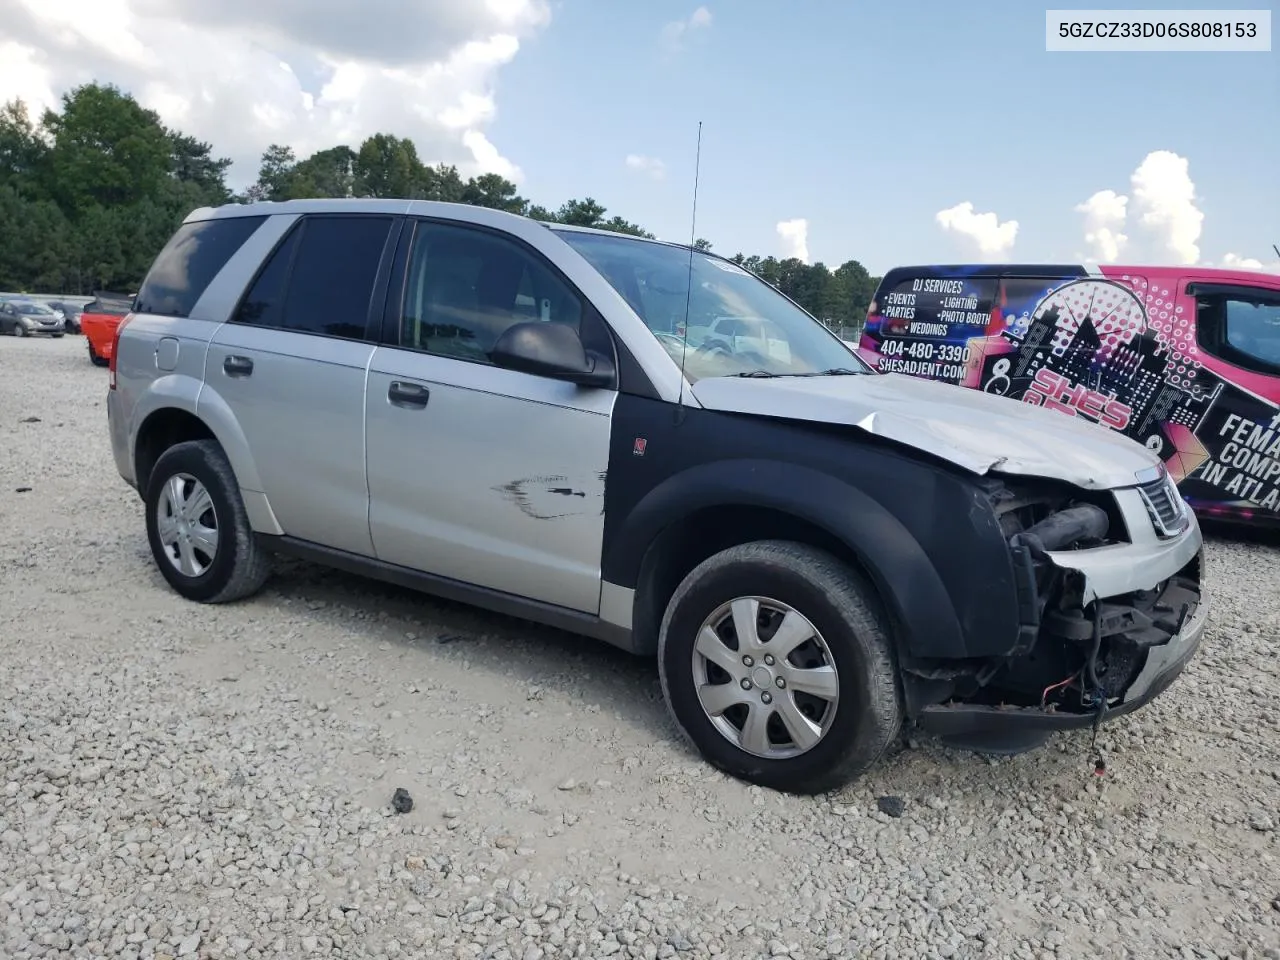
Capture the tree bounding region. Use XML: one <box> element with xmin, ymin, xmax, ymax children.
<box><xmin>40</xmin><ymin>83</ymin><xmax>172</xmax><ymax>217</ymax></box>
<box><xmin>168</xmin><ymin>132</ymin><xmax>232</xmax><ymax>206</ymax></box>
<box><xmin>250</xmin><ymin>144</ymin><xmax>298</xmax><ymax>201</ymax></box>
<box><xmin>287</xmin><ymin>145</ymin><xmax>357</xmax><ymax>199</ymax></box>
<box><xmin>462</xmin><ymin>172</ymin><xmax>527</xmax><ymax>214</ymax></box>
<box><xmin>354</xmin><ymin>133</ymin><xmax>426</xmax><ymax>198</ymax></box>
<box><xmin>0</xmin><ymin>100</ymin><xmax>47</xmax><ymax>197</ymax></box>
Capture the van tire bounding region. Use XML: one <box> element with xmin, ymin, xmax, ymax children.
<box><xmin>144</xmin><ymin>439</ymin><xmax>272</xmax><ymax>603</ymax></box>
<box><xmin>657</xmin><ymin>540</ymin><xmax>902</xmax><ymax>795</ymax></box>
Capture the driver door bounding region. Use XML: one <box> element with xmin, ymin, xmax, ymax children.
<box><xmin>364</xmin><ymin>217</ymin><xmax>618</xmax><ymax>613</ymax></box>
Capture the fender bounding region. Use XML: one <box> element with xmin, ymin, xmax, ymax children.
<box><xmin>128</xmin><ymin>373</ymin><xmax>204</xmax><ymax>478</ymax></box>
<box><xmin>604</xmin><ymin>458</ymin><xmax>1012</xmax><ymax>662</ymax></box>
<box><xmin>130</xmin><ymin>377</ymin><xmax>284</xmax><ymax>536</ymax></box>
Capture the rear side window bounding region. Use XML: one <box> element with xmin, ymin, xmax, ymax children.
<box><xmin>873</xmin><ymin>274</ymin><xmax>997</xmax><ymax>337</ymax></box>
<box><xmin>233</xmin><ymin>215</ymin><xmax>394</xmax><ymax>340</ymax></box>
<box><xmin>134</xmin><ymin>216</ymin><xmax>267</xmax><ymax>318</ymax></box>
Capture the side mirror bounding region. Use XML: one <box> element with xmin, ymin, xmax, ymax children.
<box><xmin>491</xmin><ymin>321</ymin><xmax>615</xmax><ymax>388</ymax></box>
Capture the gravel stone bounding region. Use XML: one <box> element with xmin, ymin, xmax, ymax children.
<box><xmin>2</xmin><ymin>336</ymin><xmax>1279</xmax><ymax>960</ymax></box>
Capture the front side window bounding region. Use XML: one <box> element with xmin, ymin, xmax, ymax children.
<box><xmin>397</xmin><ymin>221</ymin><xmax>584</xmax><ymax>364</ymax></box>
<box><xmin>135</xmin><ymin>216</ymin><xmax>267</xmax><ymax>318</ymax></box>
<box><xmin>1224</xmin><ymin>297</ymin><xmax>1280</xmax><ymax>368</ymax></box>
<box><xmin>1195</xmin><ymin>284</ymin><xmax>1280</xmax><ymax>375</ymax></box>
<box><xmin>554</xmin><ymin>228</ymin><xmax>868</xmax><ymax>382</ymax></box>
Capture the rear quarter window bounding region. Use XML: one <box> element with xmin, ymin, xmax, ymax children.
<box><xmin>134</xmin><ymin>216</ymin><xmax>268</xmax><ymax>318</ymax></box>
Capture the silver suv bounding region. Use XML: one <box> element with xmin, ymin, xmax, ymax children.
<box><xmin>108</xmin><ymin>199</ymin><xmax>1207</xmax><ymax>793</ymax></box>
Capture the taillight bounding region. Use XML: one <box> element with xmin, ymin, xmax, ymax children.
<box><xmin>108</xmin><ymin>314</ymin><xmax>133</xmax><ymax>390</ymax></box>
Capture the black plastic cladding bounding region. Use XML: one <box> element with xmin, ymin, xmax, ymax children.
<box><xmin>599</xmin><ymin>394</ymin><xmax>1025</xmax><ymax>663</ymax></box>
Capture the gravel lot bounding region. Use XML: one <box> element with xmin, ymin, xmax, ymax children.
<box><xmin>2</xmin><ymin>334</ymin><xmax>1278</xmax><ymax>960</ymax></box>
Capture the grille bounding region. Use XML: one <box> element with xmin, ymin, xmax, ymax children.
<box><xmin>1138</xmin><ymin>473</ymin><xmax>1188</xmax><ymax>538</ymax></box>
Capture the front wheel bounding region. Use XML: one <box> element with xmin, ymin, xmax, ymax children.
<box><xmin>14</xmin><ymin>324</ymin><xmax>27</xmax><ymax>338</ymax></box>
<box><xmin>658</xmin><ymin>540</ymin><xmax>902</xmax><ymax>795</ymax></box>
<box><xmin>144</xmin><ymin>439</ymin><xmax>272</xmax><ymax>603</ymax></box>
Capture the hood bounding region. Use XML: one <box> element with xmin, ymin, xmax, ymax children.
<box><xmin>690</xmin><ymin>372</ymin><xmax>1161</xmax><ymax>490</ymax></box>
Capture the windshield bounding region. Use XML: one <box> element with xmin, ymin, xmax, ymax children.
<box><xmin>13</xmin><ymin>302</ymin><xmax>52</xmax><ymax>316</ymax></box>
<box><xmin>554</xmin><ymin>229</ymin><xmax>871</xmax><ymax>382</ymax></box>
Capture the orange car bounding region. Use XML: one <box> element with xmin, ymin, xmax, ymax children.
<box><xmin>81</xmin><ymin>292</ymin><xmax>135</xmax><ymax>367</ymax></box>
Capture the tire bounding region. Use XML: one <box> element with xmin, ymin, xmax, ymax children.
<box><xmin>658</xmin><ymin>540</ymin><xmax>902</xmax><ymax>795</ymax></box>
<box><xmin>51</xmin><ymin>333</ymin><xmax>64</xmax><ymax>338</ymax></box>
<box><xmin>87</xmin><ymin>341</ymin><xmax>108</xmax><ymax>367</ymax></box>
<box><xmin>14</xmin><ymin>324</ymin><xmax>27</xmax><ymax>338</ymax></box>
<box><xmin>144</xmin><ymin>439</ymin><xmax>272</xmax><ymax>603</ymax></box>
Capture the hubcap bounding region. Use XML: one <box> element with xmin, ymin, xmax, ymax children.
<box><xmin>156</xmin><ymin>473</ymin><xmax>219</xmax><ymax>577</ymax></box>
<box><xmin>690</xmin><ymin>596</ymin><xmax>840</xmax><ymax>760</ymax></box>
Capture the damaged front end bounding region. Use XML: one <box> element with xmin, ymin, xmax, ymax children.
<box><xmin>912</xmin><ymin>470</ymin><xmax>1207</xmax><ymax>754</ymax></box>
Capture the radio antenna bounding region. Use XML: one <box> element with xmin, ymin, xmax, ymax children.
<box><xmin>675</xmin><ymin>120</ymin><xmax>703</xmax><ymax>424</ymax></box>
<box><xmin>1272</xmin><ymin>243</ymin><xmax>1279</xmax><ymax>260</ymax></box>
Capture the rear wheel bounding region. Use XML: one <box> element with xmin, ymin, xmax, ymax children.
<box><xmin>87</xmin><ymin>340</ymin><xmax>108</xmax><ymax>367</ymax></box>
<box><xmin>658</xmin><ymin>540</ymin><xmax>902</xmax><ymax>794</ymax></box>
<box><xmin>144</xmin><ymin>439</ymin><xmax>272</xmax><ymax>603</ymax></box>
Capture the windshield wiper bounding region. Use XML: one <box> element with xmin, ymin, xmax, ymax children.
<box><xmin>728</xmin><ymin>370</ymin><xmax>784</xmax><ymax>378</ymax></box>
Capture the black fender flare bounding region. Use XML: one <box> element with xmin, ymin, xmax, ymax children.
<box><xmin>602</xmin><ymin>458</ymin><xmax>971</xmax><ymax>662</ymax></box>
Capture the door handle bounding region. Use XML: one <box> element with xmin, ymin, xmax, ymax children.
<box><xmin>223</xmin><ymin>355</ymin><xmax>254</xmax><ymax>377</ymax></box>
<box><xmin>388</xmin><ymin>380</ymin><xmax>429</xmax><ymax>408</ymax></box>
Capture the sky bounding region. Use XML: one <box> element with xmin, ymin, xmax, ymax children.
<box><xmin>1</xmin><ymin>0</ymin><xmax>1277</xmax><ymax>275</ymax></box>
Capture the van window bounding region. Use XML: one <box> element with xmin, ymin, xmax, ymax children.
<box><xmin>1225</xmin><ymin>298</ymin><xmax>1280</xmax><ymax>368</ymax></box>
<box><xmin>135</xmin><ymin>216</ymin><xmax>267</xmax><ymax>318</ymax></box>
<box><xmin>874</xmin><ymin>274</ymin><xmax>997</xmax><ymax>338</ymax></box>
<box><xmin>1194</xmin><ymin>285</ymin><xmax>1280</xmax><ymax>376</ymax></box>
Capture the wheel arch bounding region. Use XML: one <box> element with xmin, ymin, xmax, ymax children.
<box><xmin>606</xmin><ymin>459</ymin><xmax>968</xmax><ymax>663</ymax></box>
<box><xmin>131</xmin><ymin>379</ymin><xmax>279</xmax><ymax>533</ymax></box>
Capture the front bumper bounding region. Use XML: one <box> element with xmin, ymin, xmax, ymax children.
<box><xmin>918</xmin><ymin>482</ymin><xmax>1207</xmax><ymax>743</ymax></box>
<box><xmin>916</xmin><ymin>589</ymin><xmax>1206</xmax><ymax>738</ymax></box>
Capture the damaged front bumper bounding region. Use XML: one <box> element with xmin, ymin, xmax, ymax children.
<box><xmin>916</xmin><ymin>575</ymin><xmax>1206</xmax><ymax>739</ymax></box>
<box><xmin>915</xmin><ymin>477</ymin><xmax>1208</xmax><ymax>745</ymax></box>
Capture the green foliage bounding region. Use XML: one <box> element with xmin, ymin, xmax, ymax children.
<box><xmin>0</xmin><ymin>82</ymin><xmax>879</xmax><ymax>328</ymax></box>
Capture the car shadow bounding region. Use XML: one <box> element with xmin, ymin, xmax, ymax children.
<box><xmin>258</xmin><ymin>554</ymin><xmax>677</xmax><ymax>744</ymax></box>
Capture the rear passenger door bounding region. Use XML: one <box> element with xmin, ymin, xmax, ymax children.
<box><xmin>363</xmin><ymin>218</ymin><xmax>617</xmax><ymax>614</ymax></box>
<box><xmin>202</xmin><ymin>214</ymin><xmax>402</xmax><ymax>557</ymax></box>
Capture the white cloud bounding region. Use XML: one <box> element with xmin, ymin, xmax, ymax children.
<box><xmin>1075</xmin><ymin>189</ymin><xmax>1129</xmax><ymax>263</ymax></box>
<box><xmin>0</xmin><ymin>41</ymin><xmax>58</xmax><ymax>119</ymax></box>
<box><xmin>0</xmin><ymin>0</ymin><xmax>551</xmax><ymax>189</ymax></box>
<box><xmin>1130</xmin><ymin>150</ymin><xmax>1203</xmax><ymax>264</ymax></box>
<box><xmin>662</xmin><ymin>6</ymin><xmax>712</xmax><ymax>51</ymax></box>
<box><xmin>776</xmin><ymin>218</ymin><xmax>810</xmax><ymax>263</ymax></box>
<box><xmin>1073</xmin><ymin>150</ymin><xmax>1207</xmax><ymax>266</ymax></box>
<box><xmin>624</xmin><ymin>154</ymin><xmax>666</xmax><ymax>180</ymax></box>
<box><xmin>1221</xmin><ymin>253</ymin><xmax>1280</xmax><ymax>274</ymax></box>
<box><xmin>934</xmin><ymin>201</ymin><xmax>1018</xmax><ymax>260</ymax></box>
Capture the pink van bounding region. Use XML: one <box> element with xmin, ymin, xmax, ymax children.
<box><xmin>857</xmin><ymin>264</ymin><xmax>1280</xmax><ymax>526</ymax></box>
